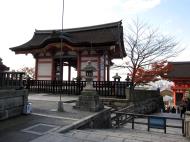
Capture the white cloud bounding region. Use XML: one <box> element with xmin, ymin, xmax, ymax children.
<box><xmin>121</xmin><ymin>0</ymin><xmax>161</xmax><ymax>13</ymax></box>
<box><xmin>0</xmin><ymin>0</ymin><xmax>165</xmax><ymax>70</ymax></box>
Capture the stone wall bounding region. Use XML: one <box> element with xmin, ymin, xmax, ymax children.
<box><xmin>77</xmin><ymin>108</ymin><xmax>112</xmax><ymax>129</ymax></box>
<box><xmin>130</xmin><ymin>89</ymin><xmax>164</xmax><ymax>114</ymax></box>
<box><xmin>0</xmin><ymin>89</ymin><xmax>28</xmax><ymax>120</ymax></box>
<box><xmin>59</xmin><ymin>108</ymin><xmax>112</xmax><ymax>133</ymax></box>
<box><xmin>131</xmin><ymin>89</ymin><xmax>160</xmax><ymax>102</ymax></box>
<box><xmin>185</xmin><ymin>111</ymin><xmax>190</xmax><ymax>138</ymax></box>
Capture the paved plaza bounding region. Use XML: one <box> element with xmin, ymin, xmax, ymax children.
<box><xmin>0</xmin><ymin>93</ymin><xmax>189</xmax><ymax>142</ymax></box>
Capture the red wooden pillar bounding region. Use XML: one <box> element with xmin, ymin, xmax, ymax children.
<box><xmin>35</xmin><ymin>58</ymin><xmax>38</xmax><ymax>80</ymax></box>
<box><xmin>51</xmin><ymin>59</ymin><xmax>55</xmax><ymax>80</ymax></box>
<box><xmin>68</xmin><ymin>64</ymin><xmax>71</xmax><ymax>81</ymax></box>
<box><xmin>107</xmin><ymin>55</ymin><xmax>110</xmax><ymax>81</ymax></box>
<box><xmin>97</xmin><ymin>56</ymin><xmax>101</xmax><ymax>81</ymax></box>
<box><xmin>77</xmin><ymin>52</ymin><xmax>81</xmax><ymax>78</ymax></box>
<box><xmin>60</xmin><ymin>60</ymin><xmax>63</xmax><ymax>80</ymax></box>
<box><xmin>106</xmin><ymin>65</ymin><xmax>110</xmax><ymax>81</ymax></box>
<box><xmin>173</xmin><ymin>89</ymin><xmax>176</xmax><ymax>106</ymax></box>
<box><xmin>104</xmin><ymin>54</ymin><xmax>106</xmax><ymax>81</ymax></box>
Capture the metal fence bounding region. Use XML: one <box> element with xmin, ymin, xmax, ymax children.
<box><xmin>113</xmin><ymin>112</ymin><xmax>184</xmax><ymax>134</ymax></box>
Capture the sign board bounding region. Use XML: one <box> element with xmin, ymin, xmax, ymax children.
<box><xmin>148</xmin><ymin>116</ymin><xmax>166</xmax><ymax>133</ymax></box>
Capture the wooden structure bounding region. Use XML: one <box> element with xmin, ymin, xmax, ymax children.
<box><xmin>10</xmin><ymin>21</ymin><xmax>125</xmax><ymax>81</ymax></box>
<box><xmin>24</xmin><ymin>80</ymin><xmax>130</xmax><ymax>98</ymax></box>
<box><xmin>0</xmin><ymin>58</ymin><xmax>9</xmax><ymax>72</ymax></box>
<box><xmin>167</xmin><ymin>62</ymin><xmax>190</xmax><ymax>106</ymax></box>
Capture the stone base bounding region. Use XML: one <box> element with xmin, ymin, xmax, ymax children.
<box><xmin>185</xmin><ymin>111</ymin><xmax>190</xmax><ymax>138</ymax></box>
<box><xmin>57</xmin><ymin>101</ymin><xmax>64</xmax><ymax>112</ymax></box>
<box><xmin>74</xmin><ymin>90</ymin><xmax>104</xmax><ymax>112</ymax></box>
<box><xmin>0</xmin><ymin>89</ymin><xmax>28</xmax><ymax>120</ymax></box>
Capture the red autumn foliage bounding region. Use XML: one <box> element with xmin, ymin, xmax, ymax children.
<box><xmin>129</xmin><ymin>60</ymin><xmax>172</xmax><ymax>86</ymax></box>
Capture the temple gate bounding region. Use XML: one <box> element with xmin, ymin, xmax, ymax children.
<box><xmin>10</xmin><ymin>21</ymin><xmax>125</xmax><ymax>81</ymax></box>
<box><xmin>167</xmin><ymin>62</ymin><xmax>190</xmax><ymax>106</ymax></box>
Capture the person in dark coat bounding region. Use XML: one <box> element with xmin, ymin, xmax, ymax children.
<box><xmin>187</xmin><ymin>98</ymin><xmax>190</xmax><ymax>111</ymax></box>
<box><xmin>180</xmin><ymin>99</ymin><xmax>187</xmax><ymax>118</ymax></box>
<box><xmin>171</xmin><ymin>106</ymin><xmax>176</xmax><ymax>113</ymax></box>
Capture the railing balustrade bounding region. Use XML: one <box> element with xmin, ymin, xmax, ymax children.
<box><xmin>0</xmin><ymin>72</ymin><xmax>25</xmax><ymax>89</ymax></box>
<box><xmin>25</xmin><ymin>80</ymin><xmax>86</xmax><ymax>95</ymax></box>
<box><xmin>25</xmin><ymin>80</ymin><xmax>132</xmax><ymax>97</ymax></box>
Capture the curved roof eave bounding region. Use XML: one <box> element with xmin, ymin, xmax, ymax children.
<box><xmin>10</xmin><ymin>21</ymin><xmax>126</xmax><ymax>58</ymax></box>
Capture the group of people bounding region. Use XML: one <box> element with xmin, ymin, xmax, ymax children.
<box><xmin>165</xmin><ymin>105</ymin><xmax>178</xmax><ymax>113</ymax></box>
<box><xmin>164</xmin><ymin>97</ymin><xmax>190</xmax><ymax>118</ymax></box>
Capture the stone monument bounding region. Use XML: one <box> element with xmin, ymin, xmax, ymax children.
<box><xmin>74</xmin><ymin>61</ymin><xmax>104</xmax><ymax>112</ymax></box>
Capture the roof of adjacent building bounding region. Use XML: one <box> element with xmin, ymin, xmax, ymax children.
<box><xmin>160</xmin><ymin>89</ymin><xmax>172</xmax><ymax>96</ymax></box>
<box><xmin>10</xmin><ymin>21</ymin><xmax>126</xmax><ymax>58</ymax></box>
<box><xmin>0</xmin><ymin>58</ymin><xmax>9</xmax><ymax>72</ymax></box>
<box><xmin>167</xmin><ymin>62</ymin><xmax>190</xmax><ymax>79</ymax></box>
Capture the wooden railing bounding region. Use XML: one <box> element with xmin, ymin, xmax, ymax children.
<box><xmin>25</xmin><ymin>80</ymin><xmax>132</xmax><ymax>97</ymax></box>
<box><xmin>93</xmin><ymin>81</ymin><xmax>131</xmax><ymax>98</ymax></box>
<box><xmin>25</xmin><ymin>80</ymin><xmax>86</xmax><ymax>95</ymax></box>
<box><xmin>0</xmin><ymin>72</ymin><xmax>25</xmax><ymax>89</ymax></box>
<box><xmin>113</xmin><ymin>112</ymin><xmax>185</xmax><ymax>134</ymax></box>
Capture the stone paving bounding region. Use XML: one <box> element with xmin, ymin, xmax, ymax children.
<box><xmin>0</xmin><ymin>93</ymin><xmax>92</xmax><ymax>142</ymax></box>
<box><xmin>1</xmin><ymin>93</ymin><xmax>190</xmax><ymax>142</ymax></box>
<box><xmin>30</xmin><ymin>127</ymin><xmax>189</xmax><ymax>142</ymax></box>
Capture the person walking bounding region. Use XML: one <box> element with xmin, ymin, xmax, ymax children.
<box><xmin>180</xmin><ymin>98</ymin><xmax>187</xmax><ymax>118</ymax></box>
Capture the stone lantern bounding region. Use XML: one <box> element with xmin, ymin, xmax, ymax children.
<box><xmin>125</xmin><ymin>75</ymin><xmax>130</xmax><ymax>82</ymax></box>
<box><xmin>74</xmin><ymin>61</ymin><xmax>104</xmax><ymax>112</ymax></box>
<box><xmin>82</xmin><ymin>61</ymin><xmax>96</xmax><ymax>91</ymax></box>
<box><xmin>112</xmin><ymin>73</ymin><xmax>121</xmax><ymax>82</ymax></box>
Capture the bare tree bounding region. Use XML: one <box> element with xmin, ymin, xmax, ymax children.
<box><xmin>17</xmin><ymin>67</ymin><xmax>35</xmax><ymax>79</ymax></box>
<box><xmin>114</xmin><ymin>19</ymin><xmax>182</xmax><ymax>88</ymax></box>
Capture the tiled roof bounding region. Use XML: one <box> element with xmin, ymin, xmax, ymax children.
<box><xmin>10</xmin><ymin>21</ymin><xmax>126</xmax><ymax>58</ymax></box>
<box><xmin>0</xmin><ymin>58</ymin><xmax>9</xmax><ymax>71</ymax></box>
<box><xmin>167</xmin><ymin>62</ymin><xmax>190</xmax><ymax>78</ymax></box>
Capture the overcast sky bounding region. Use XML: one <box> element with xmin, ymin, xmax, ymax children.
<box><xmin>0</xmin><ymin>0</ymin><xmax>189</xmax><ymax>71</ymax></box>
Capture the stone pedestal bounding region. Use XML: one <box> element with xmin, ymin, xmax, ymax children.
<box><xmin>74</xmin><ymin>61</ymin><xmax>104</xmax><ymax>112</ymax></box>
<box><xmin>185</xmin><ymin>111</ymin><xmax>190</xmax><ymax>138</ymax></box>
<box><xmin>0</xmin><ymin>89</ymin><xmax>28</xmax><ymax>120</ymax></box>
<box><xmin>74</xmin><ymin>90</ymin><xmax>104</xmax><ymax>112</ymax></box>
<box><xmin>57</xmin><ymin>101</ymin><xmax>64</xmax><ymax>112</ymax></box>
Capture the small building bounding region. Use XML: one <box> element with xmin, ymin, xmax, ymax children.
<box><xmin>166</xmin><ymin>62</ymin><xmax>190</xmax><ymax>106</ymax></box>
<box><xmin>160</xmin><ymin>89</ymin><xmax>173</xmax><ymax>97</ymax></box>
<box><xmin>0</xmin><ymin>58</ymin><xmax>9</xmax><ymax>72</ymax></box>
<box><xmin>10</xmin><ymin>21</ymin><xmax>125</xmax><ymax>81</ymax></box>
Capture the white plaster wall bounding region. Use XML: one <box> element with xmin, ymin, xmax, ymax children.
<box><xmin>37</xmin><ymin>58</ymin><xmax>52</xmax><ymax>80</ymax></box>
<box><xmin>38</xmin><ymin>63</ymin><xmax>52</xmax><ymax>76</ymax></box>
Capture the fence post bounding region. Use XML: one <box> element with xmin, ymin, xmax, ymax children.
<box><xmin>132</xmin><ymin>114</ymin><xmax>134</xmax><ymax>129</ymax></box>
<box><xmin>116</xmin><ymin>113</ymin><xmax>120</xmax><ymax>128</ymax></box>
<box><xmin>182</xmin><ymin>118</ymin><xmax>184</xmax><ymax>135</ymax></box>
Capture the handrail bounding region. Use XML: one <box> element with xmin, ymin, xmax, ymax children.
<box><xmin>114</xmin><ymin>112</ymin><xmax>184</xmax><ymax>134</ymax></box>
